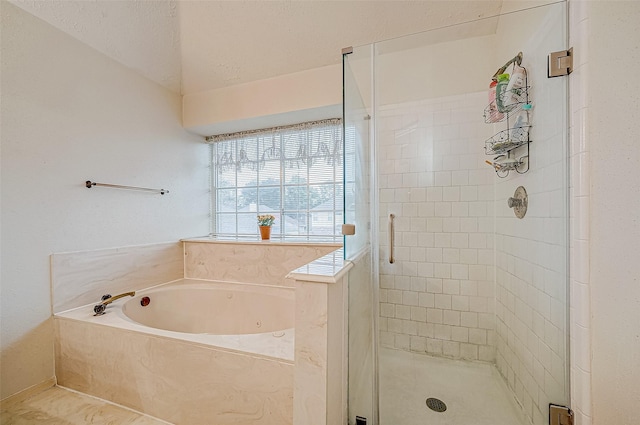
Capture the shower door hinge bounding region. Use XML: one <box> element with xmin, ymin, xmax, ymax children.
<box><xmin>548</xmin><ymin>47</ymin><xmax>574</xmax><ymax>77</ymax></box>
<box><xmin>549</xmin><ymin>404</ymin><xmax>574</xmax><ymax>425</ymax></box>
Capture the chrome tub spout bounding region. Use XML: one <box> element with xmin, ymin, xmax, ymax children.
<box><xmin>93</xmin><ymin>291</ymin><xmax>135</xmax><ymax>315</ymax></box>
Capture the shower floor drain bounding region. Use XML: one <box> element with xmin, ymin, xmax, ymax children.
<box><xmin>426</xmin><ymin>397</ymin><xmax>447</xmax><ymax>413</ymax></box>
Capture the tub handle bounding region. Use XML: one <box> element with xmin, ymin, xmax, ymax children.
<box><xmin>93</xmin><ymin>291</ymin><xmax>135</xmax><ymax>315</ymax></box>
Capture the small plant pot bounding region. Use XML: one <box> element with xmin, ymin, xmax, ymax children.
<box><xmin>259</xmin><ymin>226</ymin><xmax>271</xmax><ymax>240</ymax></box>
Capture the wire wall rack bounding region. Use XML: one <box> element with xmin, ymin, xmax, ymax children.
<box><xmin>483</xmin><ymin>51</ymin><xmax>533</xmax><ymax>178</ymax></box>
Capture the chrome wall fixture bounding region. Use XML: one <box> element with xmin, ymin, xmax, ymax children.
<box><xmin>389</xmin><ymin>214</ymin><xmax>395</xmax><ymax>264</ymax></box>
<box><xmin>508</xmin><ymin>186</ymin><xmax>528</xmax><ymax>219</ymax></box>
<box><xmin>85</xmin><ymin>180</ymin><xmax>169</xmax><ymax>195</ymax></box>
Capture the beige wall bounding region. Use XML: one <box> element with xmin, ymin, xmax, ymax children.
<box><xmin>182</xmin><ymin>64</ymin><xmax>342</xmax><ymax>136</ymax></box>
<box><xmin>0</xmin><ymin>3</ymin><xmax>209</xmax><ymax>399</ymax></box>
<box><xmin>587</xmin><ymin>1</ymin><xmax>640</xmax><ymax>424</ymax></box>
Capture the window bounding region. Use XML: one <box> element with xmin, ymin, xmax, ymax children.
<box><xmin>208</xmin><ymin>119</ymin><xmax>343</xmax><ymax>240</ymax></box>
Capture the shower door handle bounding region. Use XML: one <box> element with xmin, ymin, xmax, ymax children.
<box><xmin>389</xmin><ymin>214</ymin><xmax>395</xmax><ymax>264</ymax></box>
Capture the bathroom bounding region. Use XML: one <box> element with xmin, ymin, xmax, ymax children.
<box><xmin>1</xmin><ymin>1</ymin><xmax>639</xmax><ymax>425</ymax></box>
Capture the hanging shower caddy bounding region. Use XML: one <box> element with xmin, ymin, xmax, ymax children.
<box><xmin>483</xmin><ymin>52</ymin><xmax>532</xmax><ymax>178</ymax></box>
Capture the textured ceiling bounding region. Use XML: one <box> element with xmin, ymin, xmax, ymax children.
<box><xmin>10</xmin><ymin>0</ymin><xmax>504</xmax><ymax>95</ymax></box>
<box><xmin>10</xmin><ymin>0</ymin><xmax>183</xmax><ymax>93</ymax></box>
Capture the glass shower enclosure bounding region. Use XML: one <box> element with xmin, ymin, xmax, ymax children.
<box><xmin>344</xmin><ymin>2</ymin><xmax>569</xmax><ymax>425</ymax></box>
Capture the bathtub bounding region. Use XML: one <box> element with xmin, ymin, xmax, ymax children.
<box><xmin>54</xmin><ymin>279</ymin><xmax>295</xmax><ymax>425</ymax></box>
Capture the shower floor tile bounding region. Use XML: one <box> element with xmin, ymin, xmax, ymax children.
<box><xmin>379</xmin><ymin>347</ymin><xmax>527</xmax><ymax>425</ymax></box>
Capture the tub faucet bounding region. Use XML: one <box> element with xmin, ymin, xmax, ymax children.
<box><xmin>93</xmin><ymin>291</ymin><xmax>135</xmax><ymax>315</ymax></box>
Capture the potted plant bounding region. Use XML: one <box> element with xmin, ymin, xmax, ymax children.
<box><xmin>257</xmin><ymin>214</ymin><xmax>275</xmax><ymax>240</ymax></box>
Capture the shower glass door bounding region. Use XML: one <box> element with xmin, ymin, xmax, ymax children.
<box><xmin>343</xmin><ymin>45</ymin><xmax>377</xmax><ymax>424</ymax></box>
<box><xmin>345</xmin><ymin>3</ymin><xmax>569</xmax><ymax>425</ymax></box>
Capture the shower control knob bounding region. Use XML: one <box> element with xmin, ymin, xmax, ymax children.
<box><xmin>508</xmin><ymin>197</ymin><xmax>522</xmax><ymax>208</ymax></box>
<box><xmin>508</xmin><ymin>186</ymin><xmax>528</xmax><ymax>219</ymax></box>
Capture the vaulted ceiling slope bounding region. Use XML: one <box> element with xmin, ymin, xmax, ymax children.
<box><xmin>9</xmin><ymin>0</ymin><xmax>503</xmax><ymax>95</ymax></box>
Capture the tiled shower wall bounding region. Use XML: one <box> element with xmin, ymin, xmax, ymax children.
<box><xmin>493</xmin><ymin>5</ymin><xmax>570</xmax><ymax>424</ymax></box>
<box><xmin>377</xmin><ymin>92</ymin><xmax>497</xmax><ymax>361</ymax></box>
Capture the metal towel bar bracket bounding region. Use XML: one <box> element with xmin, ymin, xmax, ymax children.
<box><xmin>86</xmin><ymin>180</ymin><xmax>169</xmax><ymax>195</ymax></box>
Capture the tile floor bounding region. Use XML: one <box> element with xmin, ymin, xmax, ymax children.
<box><xmin>379</xmin><ymin>347</ymin><xmax>527</xmax><ymax>425</ymax></box>
<box><xmin>1</xmin><ymin>386</ymin><xmax>169</xmax><ymax>425</ymax></box>
<box><xmin>4</xmin><ymin>351</ymin><xmax>525</xmax><ymax>425</ymax></box>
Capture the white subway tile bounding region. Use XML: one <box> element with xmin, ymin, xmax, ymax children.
<box><xmin>426</xmin><ymin>218</ymin><xmax>443</xmax><ymax>232</ymax></box>
<box><xmin>410</xmin><ymin>277</ymin><xmax>426</xmax><ymax>292</ymax></box>
<box><xmin>460</xmin><ymin>186</ymin><xmax>479</xmax><ymax>201</ymax></box>
<box><xmin>443</xmin><ymin>279</ymin><xmax>460</xmax><ymax>295</ymax></box>
<box><xmin>460</xmin><ymin>343</ymin><xmax>479</xmax><ymax>360</ymax></box>
<box><xmin>410</xmin><ymin>247</ymin><xmax>426</xmax><ymax>262</ymax></box>
<box><xmin>417</xmin><ymin>262</ymin><xmax>435</xmax><ymax>278</ymax></box>
<box><xmin>434</xmin><ymin>233</ymin><xmax>452</xmax><ymax>247</ymax></box>
<box><xmin>419</xmin><ymin>292</ymin><xmax>435</xmax><ymax>308</ymax></box>
<box><xmin>426</xmin><ymin>308</ymin><xmax>443</xmax><ymax>324</ymax></box>
<box><xmin>451</xmin><ymin>233</ymin><xmax>469</xmax><ymax>248</ymax></box>
<box><xmin>460</xmin><ymin>217</ymin><xmax>479</xmax><ymax>233</ymax></box>
<box><xmin>443</xmin><ymin>310</ymin><xmax>461</xmax><ymax>326</ymax></box>
<box><xmin>460</xmin><ymin>281</ymin><xmax>478</xmax><ymax>297</ymax></box>
<box><xmin>442</xmin><ymin>217</ymin><xmax>461</xmax><ymax>232</ymax></box>
<box><xmin>402</xmin><ymin>291</ymin><xmax>419</xmax><ymax>306</ymax></box>
<box><xmin>443</xmin><ymin>186</ymin><xmax>460</xmax><ymax>201</ymax></box>
<box><xmin>469</xmin><ymin>328</ymin><xmax>487</xmax><ymax>345</ymax></box>
<box><xmin>402</xmin><ymin>319</ymin><xmax>418</xmax><ymax>336</ymax></box>
<box><xmin>451</xmin><ymin>202</ymin><xmax>469</xmax><ymax>217</ymax></box>
<box><xmin>452</xmin><ymin>170</ymin><xmax>469</xmax><ymax>186</ymax></box>
<box><xmin>410</xmin><ymin>336</ymin><xmax>427</xmax><ymax>353</ymax></box>
<box><xmin>435</xmin><ymin>202</ymin><xmax>452</xmax><ymax>217</ymax></box>
<box><xmin>380</xmin><ymin>303</ymin><xmax>395</xmax><ymax>318</ymax></box>
<box><xmin>451</xmin><ymin>326</ymin><xmax>469</xmax><ymax>343</ymax></box>
<box><xmin>411</xmin><ymin>306</ymin><xmax>427</xmax><ymax>322</ymax></box>
<box><xmin>443</xmin><ymin>341</ymin><xmax>461</xmax><ymax>358</ymax></box>
<box><xmin>434</xmin><ymin>171</ymin><xmax>452</xmax><ymax>186</ymax></box>
<box><xmin>418</xmin><ymin>322</ymin><xmax>435</xmax><ymax>338</ymax></box>
<box><xmin>434</xmin><ymin>263</ymin><xmax>451</xmax><ymax>279</ymax></box>
<box><xmin>388</xmin><ymin>289</ymin><xmax>402</xmax><ymax>304</ymax></box>
<box><xmin>395</xmin><ymin>334</ymin><xmax>411</xmax><ymax>350</ymax></box>
<box><xmin>460</xmin><ymin>249</ymin><xmax>479</xmax><ymax>265</ymax></box>
<box><xmin>461</xmin><ymin>312</ymin><xmax>478</xmax><ymax>328</ymax></box>
<box><xmin>418</xmin><ymin>202</ymin><xmax>435</xmax><ymax>217</ymax></box>
<box><xmin>395</xmin><ymin>305</ymin><xmax>411</xmax><ymax>320</ymax></box>
<box><xmin>426</xmin><ymin>187</ymin><xmax>443</xmax><ymax>201</ymax></box>
<box><xmin>380</xmin><ymin>332</ymin><xmax>395</xmax><ymax>347</ymax></box>
<box><xmin>426</xmin><ymin>338</ymin><xmax>443</xmax><ymax>355</ymax></box>
<box><xmin>451</xmin><ymin>264</ymin><xmax>469</xmax><ymax>280</ymax></box>
<box><xmin>435</xmin><ymin>294</ymin><xmax>452</xmax><ymax>309</ymax></box>
<box><xmin>388</xmin><ymin>318</ymin><xmax>403</xmax><ymax>333</ymax></box>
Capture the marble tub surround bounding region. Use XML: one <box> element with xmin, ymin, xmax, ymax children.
<box><xmin>55</xmin><ymin>310</ymin><xmax>294</xmax><ymax>425</ymax></box>
<box><xmin>55</xmin><ymin>279</ymin><xmax>294</xmax><ymax>361</ymax></box>
<box><xmin>183</xmin><ymin>238</ymin><xmax>342</xmax><ymax>286</ymax></box>
<box><xmin>52</xmin><ymin>242</ymin><xmax>183</xmax><ymax>314</ymax></box>
<box><xmin>288</xmin><ymin>252</ymin><xmax>352</xmax><ymax>425</ymax></box>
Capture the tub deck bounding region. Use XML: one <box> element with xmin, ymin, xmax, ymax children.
<box><xmin>55</xmin><ymin>278</ymin><xmax>294</xmax><ymax>362</ymax></box>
